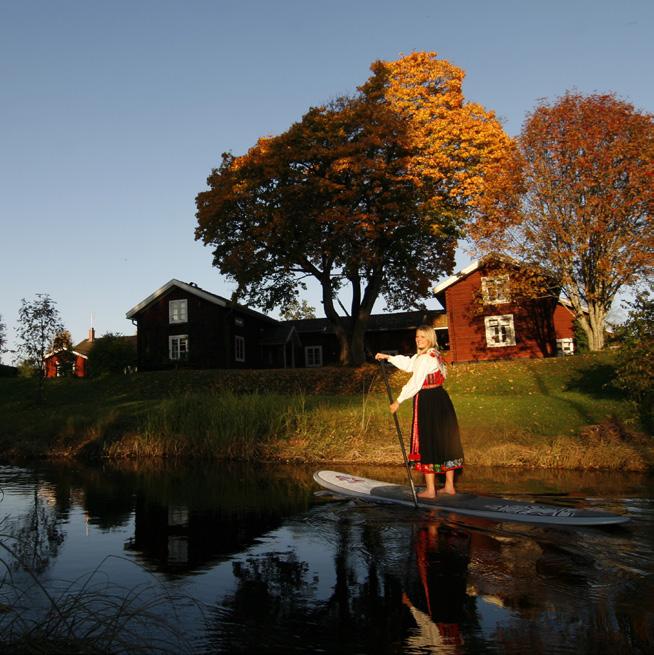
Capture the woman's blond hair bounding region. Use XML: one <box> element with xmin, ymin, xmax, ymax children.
<box><xmin>416</xmin><ymin>324</ymin><xmax>437</xmax><ymax>353</ymax></box>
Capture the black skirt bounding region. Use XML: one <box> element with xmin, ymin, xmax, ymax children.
<box><xmin>409</xmin><ymin>386</ymin><xmax>464</xmax><ymax>473</ymax></box>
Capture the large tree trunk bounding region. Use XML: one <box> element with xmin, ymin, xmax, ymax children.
<box><xmin>350</xmin><ymin>322</ymin><xmax>368</xmax><ymax>366</ymax></box>
<box><xmin>336</xmin><ymin>329</ymin><xmax>352</xmax><ymax>366</ymax></box>
<box><xmin>577</xmin><ymin>302</ymin><xmax>607</xmax><ymax>351</ymax></box>
<box><xmin>320</xmin><ymin>271</ymin><xmax>382</xmax><ymax>366</ymax></box>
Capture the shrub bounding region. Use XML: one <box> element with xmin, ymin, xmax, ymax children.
<box><xmin>613</xmin><ymin>286</ymin><xmax>654</xmax><ymax>431</ymax></box>
<box><xmin>87</xmin><ymin>333</ymin><xmax>137</xmax><ymax>376</ymax></box>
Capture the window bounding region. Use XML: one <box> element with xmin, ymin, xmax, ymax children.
<box><xmin>481</xmin><ymin>275</ymin><xmax>510</xmax><ymax>304</ymax></box>
<box><xmin>305</xmin><ymin>345</ymin><xmax>323</xmax><ymax>368</ymax></box>
<box><xmin>169</xmin><ymin>299</ymin><xmax>188</xmax><ymax>324</ymax></box>
<box><xmin>169</xmin><ymin>335</ymin><xmax>189</xmax><ymax>360</ymax></box>
<box><xmin>235</xmin><ymin>335</ymin><xmax>245</xmax><ymax>362</ymax></box>
<box><xmin>484</xmin><ymin>315</ymin><xmax>516</xmax><ymax>347</ymax></box>
<box><xmin>557</xmin><ymin>338</ymin><xmax>574</xmax><ymax>356</ymax></box>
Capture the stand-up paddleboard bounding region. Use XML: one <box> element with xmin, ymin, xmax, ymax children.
<box><xmin>313</xmin><ymin>470</ymin><xmax>630</xmax><ymax>527</ymax></box>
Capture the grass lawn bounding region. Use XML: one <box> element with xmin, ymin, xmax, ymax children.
<box><xmin>0</xmin><ymin>351</ymin><xmax>651</xmax><ymax>470</ymax></box>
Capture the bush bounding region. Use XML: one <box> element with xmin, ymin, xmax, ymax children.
<box><xmin>0</xmin><ymin>364</ymin><xmax>18</xmax><ymax>378</ymax></box>
<box><xmin>613</xmin><ymin>286</ymin><xmax>654</xmax><ymax>431</ymax></box>
<box><xmin>87</xmin><ymin>333</ymin><xmax>137</xmax><ymax>377</ymax></box>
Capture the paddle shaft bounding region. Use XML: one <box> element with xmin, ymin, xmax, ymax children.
<box><xmin>378</xmin><ymin>360</ymin><xmax>419</xmax><ymax>508</ymax></box>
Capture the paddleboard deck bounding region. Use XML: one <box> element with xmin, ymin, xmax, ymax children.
<box><xmin>313</xmin><ymin>470</ymin><xmax>630</xmax><ymax>527</ymax></box>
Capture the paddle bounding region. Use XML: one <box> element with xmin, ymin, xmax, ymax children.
<box><xmin>377</xmin><ymin>359</ymin><xmax>419</xmax><ymax>508</ymax></box>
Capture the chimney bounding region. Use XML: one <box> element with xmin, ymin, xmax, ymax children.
<box><xmin>88</xmin><ymin>327</ymin><xmax>95</xmax><ymax>342</ymax></box>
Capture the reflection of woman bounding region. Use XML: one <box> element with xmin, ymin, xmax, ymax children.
<box><xmin>403</xmin><ymin>524</ymin><xmax>469</xmax><ymax>650</ymax></box>
<box><xmin>375</xmin><ymin>325</ymin><xmax>463</xmax><ymax>497</ymax></box>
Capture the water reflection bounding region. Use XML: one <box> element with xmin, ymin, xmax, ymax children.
<box><xmin>0</xmin><ymin>472</ymin><xmax>64</xmax><ymax>574</ymax></box>
<box><xmin>0</xmin><ymin>462</ymin><xmax>652</xmax><ymax>654</ymax></box>
<box><xmin>402</xmin><ymin>524</ymin><xmax>471</xmax><ymax>652</ymax></box>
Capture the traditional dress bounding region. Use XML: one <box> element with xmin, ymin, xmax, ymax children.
<box><xmin>388</xmin><ymin>349</ymin><xmax>463</xmax><ymax>474</ymax></box>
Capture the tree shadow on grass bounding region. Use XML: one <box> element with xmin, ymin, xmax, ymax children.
<box><xmin>563</xmin><ymin>361</ymin><xmax>624</xmax><ymax>400</ymax></box>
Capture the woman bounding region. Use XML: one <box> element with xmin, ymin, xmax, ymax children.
<box><xmin>375</xmin><ymin>325</ymin><xmax>463</xmax><ymax>497</ymax></box>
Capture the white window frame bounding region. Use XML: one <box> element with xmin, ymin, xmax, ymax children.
<box><xmin>169</xmin><ymin>335</ymin><xmax>189</xmax><ymax>361</ymax></box>
<box><xmin>235</xmin><ymin>335</ymin><xmax>245</xmax><ymax>362</ymax></box>
<box><xmin>169</xmin><ymin>299</ymin><xmax>188</xmax><ymax>324</ymax></box>
<box><xmin>305</xmin><ymin>345</ymin><xmax>323</xmax><ymax>368</ymax></box>
<box><xmin>557</xmin><ymin>338</ymin><xmax>575</xmax><ymax>356</ymax></box>
<box><xmin>481</xmin><ymin>275</ymin><xmax>510</xmax><ymax>304</ymax></box>
<box><xmin>484</xmin><ymin>314</ymin><xmax>516</xmax><ymax>348</ymax></box>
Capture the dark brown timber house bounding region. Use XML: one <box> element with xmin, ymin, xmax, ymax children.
<box><xmin>125</xmin><ymin>279</ymin><xmax>446</xmax><ymax>370</ymax></box>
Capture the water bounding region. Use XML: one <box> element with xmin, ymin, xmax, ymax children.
<box><xmin>0</xmin><ymin>461</ymin><xmax>652</xmax><ymax>654</ymax></box>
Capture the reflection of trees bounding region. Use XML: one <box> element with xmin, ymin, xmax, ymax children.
<box><xmin>209</xmin><ymin>551</ymin><xmax>319</xmax><ymax>653</ymax></box>
<box><xmin>204</xmin><ymin>513</ymin><xmax>481</xmax><ymax>654</ymax></box>
<box><xmin>1</xmin><ymin>478</ymin><xmax>64</xmax><ymax>574</ymax></box>
<box><xmin>205</xmin><ymin>536</ymin><xmax>408</xmax><ymax>653</ymax></box>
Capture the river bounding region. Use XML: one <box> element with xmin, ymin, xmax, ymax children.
<box><xmin>0</xmin><ymin>461</ymin><xmax>652</xmax><ymax>654</ymax></box>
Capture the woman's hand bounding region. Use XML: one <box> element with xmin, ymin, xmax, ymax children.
<box><xmin>375</xmin><ymin>352</ymin><xmax>390</xmax><ymax>361</ymax></box>
<box><xmin>389</xmin><ymin>401</ymin><xmax>399</xmax><ymax>414</ymax></box>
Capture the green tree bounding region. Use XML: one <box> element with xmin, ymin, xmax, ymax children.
<box><xmin>196</xmin><ymin>52</ymin><xmax>514</xmax><ymax>365</ymax></box>
<box><xmin>86</xmin><ymin>332</ymin><xmax>136</xmax><ymax>376</ymax></box>
<box><xmin>50</xmin><ymin>329</ymin><xmax>75</xmax><ymax>377</ymax></box>
<box><xmin>573</xmin><ymin>318</ymin><xmax>589</xmax><ymax>354</ymax></box>
<box><xmin>0</xmin><ymin>314</ymin><xmax>6</xmax><ymax>362</ymax></box>
<box><xmin>16</xmin><ymin>294</ymin><xmax>64</xmax><ymax>401</ymax></box>
<box><xmin>613</xmin><ymin>285</ymin><xmax>654</xmax><ymax>431</ymax></box>
<box><xmin>279</xmin><ymin>298</ymin><xmax>317</xmax><ymax>320</ymax></box>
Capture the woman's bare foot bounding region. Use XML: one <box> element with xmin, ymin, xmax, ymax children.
<box><xmin>437</xmin><ymin>488</ymin><xmax>456</xmax><ymax>496</ymax></box>
<box><xmin>417</xmin><ymin>489</ymin><xmax>437</xmax><ymax>499</ymax></box>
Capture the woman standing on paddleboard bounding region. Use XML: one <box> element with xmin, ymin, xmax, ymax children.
<box><xmin>375</xmin><ymin>325</ymin><xmax>463</xmax><ymax>497</ymax></box>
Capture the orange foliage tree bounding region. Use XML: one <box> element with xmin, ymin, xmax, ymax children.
<box><xmin>196</xmin><ymin>53</ymin><xmax>514</xmax><ymax>365</ymax></box>
<box><xmin>470</xmin><ymin>92</ymin><xmax>654</xmax><ymax>351</ymax></box>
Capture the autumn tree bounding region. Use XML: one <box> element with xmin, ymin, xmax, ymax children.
<box><xmin>470</xmin><ymin>92</ymin><xmax>654</xmax><ymax>351</ymax></box>
<box><xmin>16</xmin><ymin>294</ymin><xmax>64</xmax><ymax>400</ymax></box>
<box><xmin>196</xmin><ymin>53</ymin><xmax>515</xmax><ymax>365</ymax></box>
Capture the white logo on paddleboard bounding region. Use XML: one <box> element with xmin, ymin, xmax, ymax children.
<box><xmin>487</xmin><ymin>503</ymin><xmax>576</xmax><ymax>517</ymax></box>
<box><xmin>335</xmin><ymin>474</ymin><xmax>365</xmax><ymax>484</ymax></box>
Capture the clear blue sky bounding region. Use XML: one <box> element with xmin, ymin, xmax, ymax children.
<box><xmin>1</xmin><ymin>0</ymin><xmax>652</xmax><ymax>360</ymax></box>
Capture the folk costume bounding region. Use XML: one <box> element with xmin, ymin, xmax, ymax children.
<box><xmin>387</xmin><ymin>348</ymin><xmax>463</xmax><ymax>474</ymax></box>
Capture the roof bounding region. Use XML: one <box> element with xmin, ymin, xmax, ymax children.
<box><xmin>45</xmin><ymin>334</ymin><xmax>137</xmax><ymax>360</ymax></box>
<box><xmin>125</xmin><ymin>279</ymin><xmax>276</xmax><ymax>323</ymax></box>
<box><xmin>432</xmin><ymin>254</ymin><xmax>521</xmax><ymax>296</ymax></box>
<box><xmin>284</xmin><ymin>309</ymin><xmax>447</xmax><ymax>334</ymax></box>
<box><xmin>73</xmin><ymin>334</ymin><xmax>137</xmax><ymax>358</ymax></box>
<box><xmin>433</xmin><ymin>260</ymin><xmax>483</xmax><ymax>295</ymax></box>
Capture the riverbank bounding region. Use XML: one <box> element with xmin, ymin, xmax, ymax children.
<box><xmin>0</xmin><ymin>352</ymin><xmax>651</xmax><ymax>471</ymax></box>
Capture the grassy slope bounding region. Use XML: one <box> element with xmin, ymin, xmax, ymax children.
<box><xmin>0</xmin><ymin>351</ymin><xmax>650</xmax><ymax>470</ymax></box>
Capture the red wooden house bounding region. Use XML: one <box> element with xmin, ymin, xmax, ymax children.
<box><xmin>433</xmin><ymin>257</ymin><xmax>576</xmax><ymax>364</ymax></box>
<box><xmin>45</xmin><ymin>329</ymin><xmax>138</xmax><ymax>378</ymax></box>
<box><xmin>45</xmin><ymin>328</ymin><xmax>96</xmax><ymax>378</ymax></box>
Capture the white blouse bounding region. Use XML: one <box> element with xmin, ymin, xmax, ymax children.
<box><xmin>388</xmin><ymin>349</ymin><xmax>447</xmax><ymax>405</ymax></box>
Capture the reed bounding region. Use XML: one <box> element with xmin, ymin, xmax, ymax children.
<box><xmin>0</xmin><ymin>535</ymin><xmax>197</xmax><ymax>654</ymax></box>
